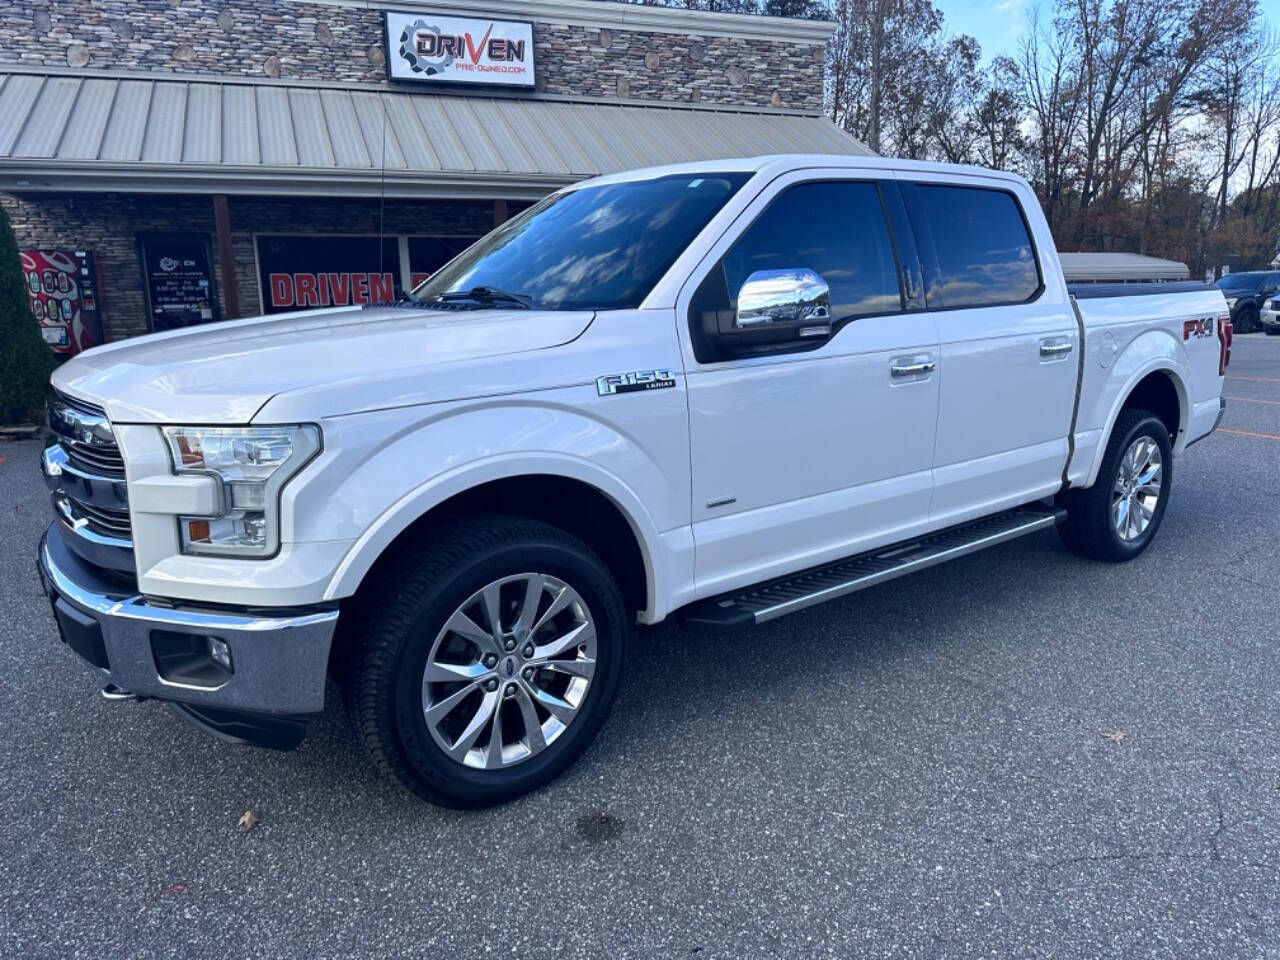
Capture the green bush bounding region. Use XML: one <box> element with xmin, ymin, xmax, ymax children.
<box><xmin>0</xmin><ymin>204</ymin><xmax>54</xmax><ymax>425</ymax></box>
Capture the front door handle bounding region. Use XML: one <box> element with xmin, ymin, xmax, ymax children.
<box><xmin>890</xmin><ymin>358</ymin><xmax>935</xmax><ymax>379</ymax></box>
<box><xmin>1040</xmin><ymin>337</ymin><xmax>1073</xmax><ymax>359</ymax></box>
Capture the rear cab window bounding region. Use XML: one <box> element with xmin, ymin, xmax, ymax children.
<box><xmin>904</xmin><ymin>183</ymin><xmax>1042</xmax><ymax>309</ymax></box>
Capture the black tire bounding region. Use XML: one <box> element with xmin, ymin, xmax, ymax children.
<box><xmin>341</xmin><ymin>516</ymin><xmax>628</xmax><ymax>808</ymax></box>
<box><xmin>1057</xmin><ymin>409</ymin><xmax>1173</xmax><ymax>562</ymax></box>
<box><xmin>1237</xmin><ymin>305</ymin><xmax>1261</xmax><ymax>334</ymax></box>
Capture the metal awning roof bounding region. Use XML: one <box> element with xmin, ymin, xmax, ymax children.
<box><xmin>0</xmin><ymin>69</ymin><xmax>871</xmax><ymax>199</ymax></box>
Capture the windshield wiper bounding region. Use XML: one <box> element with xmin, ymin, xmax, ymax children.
<box><xmin>433</xmin><ymin>286</ymin><xmax>533</xmax><ymax>308</ymax></box>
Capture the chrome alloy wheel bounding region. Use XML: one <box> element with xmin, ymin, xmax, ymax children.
<box><xmin>1111</xmin><ymin>436</ymin><xmax>1163</xmax><ymax>542</ymax></box>
<box><xmin>421</xmin><ymin>573</ymin><xmax>597</xmax><ymax>770</ymax></box>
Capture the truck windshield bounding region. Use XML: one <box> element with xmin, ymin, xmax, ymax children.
<box><xmin>411</xmin><ymin>172</ymin><xmax>752</xmax><ymax>311</ymax></box>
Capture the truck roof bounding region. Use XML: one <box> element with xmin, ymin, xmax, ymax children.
<box><xmin>571</xmin><ymin>153</ymin><xmax>1030</xmax><ymax>192</ymax></box>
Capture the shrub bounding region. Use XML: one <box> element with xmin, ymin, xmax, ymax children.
<box><xmin>0</xmin><ymin>204</ymin><xmax>54</xmax><ymax>424</ymax></box>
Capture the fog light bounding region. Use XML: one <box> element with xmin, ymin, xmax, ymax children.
<box><xmin>151</xmin><ymin>631</ymin><xmax>234</xmax><ymax>687</ymax></box>
<box><xmin>209</xmin><ymin>637</ymin><xmax>233</xmax><ymax>671</ymax></box>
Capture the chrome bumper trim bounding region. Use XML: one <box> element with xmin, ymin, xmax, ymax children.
<box><xmin>49</xmin><ymin>499</ymin><xmax>136</xmax><ymax>573</ymax></box>
<box><xmin>38</xmin><ymin>525</ymin><xmax>337</xmax><ymax>715</ymax></box>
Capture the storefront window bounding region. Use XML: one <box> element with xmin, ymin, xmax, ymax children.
<box><xmin>139</xmin><ymin>234</ymin><xmax>219</xmax><ymax>331</ymax></box>
<box><xmin>257</xmin><ymin>235</ymin><xmax>401</xmax><ymax>314</ymax></box>
<box><xmin>407</xmin><ymin>236</ymin><xmax>475</xmax><ymax>288</ymax></box>
<box><xmin>254</xmin><ymin>234</ymin><xmax>482</xmax><ymax>314</ymax></box>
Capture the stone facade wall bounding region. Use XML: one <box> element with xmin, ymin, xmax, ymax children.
<box><xmin>2</xmin><ymin>1</ymin><xmax>826</xmax><ymax>110</ymax></box>
<box><xmin>2</xmin><ymin>193</ymin><xmax>495</xmax><ymax>341</ymax></box>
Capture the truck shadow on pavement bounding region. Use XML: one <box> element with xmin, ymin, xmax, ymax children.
<box><xmin>290</xmin><ymin>528</ymin><xmax>1092</xmax><ymax>816</ymax></box>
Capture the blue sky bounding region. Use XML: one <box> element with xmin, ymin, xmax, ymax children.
<box><xmin>937</xmin><ymin>0</ymin><xmax>1280</xmax><ymax>63</ymax></box>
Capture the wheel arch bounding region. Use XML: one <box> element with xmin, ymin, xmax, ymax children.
<box><xmin>1084</xmin><ymin>361</ymin><xmax>1189</xmax><ymax>488</ymax></box>
<box><xmin>325</xmin><ymin>455</ymin><xmax>663</xmax><ymax>623</ymax></box>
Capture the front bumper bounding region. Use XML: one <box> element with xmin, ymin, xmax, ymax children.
<box><xmin>1261</xmin><ymin>308</ymin><xmax>1279</xmax><ymax>331</ymax></box>
<box><xmin>38</xmin><ymin>524</ymin><xmax>338</xmax><ymax>723</ymax></box>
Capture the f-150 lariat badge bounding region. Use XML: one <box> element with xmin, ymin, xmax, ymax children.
<box><xmin>596</xmin><ymin>370</ymin><xmax>677</xmax><ymax>396</ymax></box>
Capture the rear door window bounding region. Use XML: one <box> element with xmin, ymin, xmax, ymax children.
<box><xmin>909</xmin><ymin>184</ymin><xmax>1041</xmax><ymax>309</ymax></box>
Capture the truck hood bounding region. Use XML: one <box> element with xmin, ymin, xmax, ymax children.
<box><xmin>52</xmin><ymin>304</ymin><xmax>595</xmax><ymax>424</ymax></box>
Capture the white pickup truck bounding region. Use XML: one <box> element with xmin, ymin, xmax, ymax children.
<box><xmin>39</xmin><ymin>155</ymin><xmax>1231</xmax><ymax>807</ymax></box>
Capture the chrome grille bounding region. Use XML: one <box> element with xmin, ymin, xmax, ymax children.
<box><xmin>73</xmin><ymin>500</ymin><xmax>133</xmax><ymax>539</ymax></box>
<box><xmin>64</xmin><ymin>440</ymin><xmax>126</xmax><ymax>477</ymax></box>
<box><xmin>45</xmin><ymin>393</ymin><xmax>134</xmax><ymax>574</ymax></box>
<box><xmin>48</xmin><ymin>393</ymin><xmax>126</xmax><ymax>476</ymax></box>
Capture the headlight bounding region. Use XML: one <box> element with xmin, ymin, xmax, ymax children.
<box><xmin>1225</xmin><ymin>297</ymin><xmax>1238</xmax><ymax>307</ymax></box>
<box><xmin>162</xmin><ymin>425</ymin><xmax>320</xmax><ymax>557</ymax></box>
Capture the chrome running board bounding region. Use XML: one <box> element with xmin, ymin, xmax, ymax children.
<box><xmin>679</xmin><ymin>505</ymin><xmax>1065</xmax><ymax>633</ymax></box>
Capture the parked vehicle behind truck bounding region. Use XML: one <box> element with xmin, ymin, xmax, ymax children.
<box><xmin>1215</xmin><ymin>270</ymin><xmax>1280</xmax><ymax>333</ymax></box>
<box><xmin>38</xmin><ymin>155</ymin><xmax>1231</xmax><ymax>807</ymax></box>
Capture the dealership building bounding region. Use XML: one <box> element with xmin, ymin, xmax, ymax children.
<box><xmin>0</xmin><ymin>0</ymin><xmax>866</xmax><ymax>350</ymax></box>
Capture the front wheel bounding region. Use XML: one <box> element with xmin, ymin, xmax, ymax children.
<box><xmin>1058</xmin><ymin>409</ymin><xmax>1173</xmax><ymax>562</ymax></box>
<box><xmin>342</xmin><ymin>517</ymin><xmax>628</xmax><ymax>808</ymax></box>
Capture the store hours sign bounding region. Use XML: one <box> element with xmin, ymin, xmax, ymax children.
<box><xmin>385</xmin><ymin>12</ymin><xmax>534</xmax><ymax>88</ymax></box>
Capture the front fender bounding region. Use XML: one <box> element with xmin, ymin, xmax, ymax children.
<box><xmin>1077</xmin><ymin>328</ymin><xmax>1190</xmax><ymax>489</ymax></box>
<box><xmin>300</xmin><ymin>397</ymin><xmax>690</xmax><ymax>621</ymax></box>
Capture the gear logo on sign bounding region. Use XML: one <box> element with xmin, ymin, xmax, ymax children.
<box><xmin>159</xmin><ymin>257</ymin><xmax>178</xmax><ymax>272</ymax></box>
<box><xmin>399</xmin><ymin>20</ymin><xmax>453</xmax><ymax>76</ymax></box>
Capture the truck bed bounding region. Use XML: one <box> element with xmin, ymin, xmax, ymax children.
<box><xmin>1065</xmin><ymin>279</ymin><xmax>1229</xmax><ymax>490</ymax></box>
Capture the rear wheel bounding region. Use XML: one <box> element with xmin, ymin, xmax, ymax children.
<box><xmin>1237</xmin><ymin>305</ymin><xmax>1261</xmax><ymax>334</ymax></box>
<box><xmin>1058</xmin><ymin>409</ymin><xmax>1173</xmax><ymax>562</ymax></box>
<box><xmin>342</xmin><ymin>517</ymin><xmax>628</xmax><ymax>808</ymax></box>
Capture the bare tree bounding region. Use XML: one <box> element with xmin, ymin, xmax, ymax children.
<box><xmin>661</xmin><ymin>0</ymin><xmax>1279</xmax><ymax>272</ymax></box>
<box><xmin>973</xmin><ymin>57</ymin><xmax>1026</xmax><ymax>170</ymax></box>
<box><xmin>1021</xmin><ymin>7</ymin><xmax>1083</xmax><ymax>233</ymax></box>
<box><xmin>825</xmin><ymin>0</ymin><xmax>951</xmax><ymax>156</ymax></box>
<box><xmin>924</xmin><ymin>35</ymin><xmax>983</xmax><ymax>163</ymax></box>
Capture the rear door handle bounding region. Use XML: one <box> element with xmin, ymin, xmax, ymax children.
<box><xmin>1040</xmin><ymin>337</ymin><xmax>1073</xmax><ymax>359</ymax></box>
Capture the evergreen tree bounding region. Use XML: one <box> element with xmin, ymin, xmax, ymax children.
<box><xmin>0</xmin><ymin>204</ymin><xmax>55</xmax><ymax>424</ymax></box>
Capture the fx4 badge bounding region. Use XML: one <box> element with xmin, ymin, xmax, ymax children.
<box><xmin>596</xmin><ymin>370</ymin><xmax>677</xmax><ymax>396</ymax></box>
<box><xmin>1183</xmin><ymin>316</ymin><xmax>1215</xmax><ymax>340</ymax></box>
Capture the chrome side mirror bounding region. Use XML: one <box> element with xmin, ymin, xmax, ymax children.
<box><xmin>735</xmin><ymin>268</ymin><xmax>831</xmax><ymax>331</ymax></box>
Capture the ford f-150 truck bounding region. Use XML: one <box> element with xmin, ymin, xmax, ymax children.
<box><xmin>38</xmin><ymin>155</ymin><xmax>1231</xmax><ymax>807</ymax></box>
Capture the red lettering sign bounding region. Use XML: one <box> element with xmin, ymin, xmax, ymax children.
<box><xmin>465</xmin><ymin>25</ymin><xmax>493</xmax><ymax>65</ymax></box>
<box><xmin>267</xmin><ymin>271</ymin><xmax>396</xmax><ymax>310</ymax></box>
<box><xmin>368</xmin><ymin>273</ymin><xmax>394</xmax><ymax>303</ymax></box>
<box><xmin>295</xmin><ymin>273</ymin><xmax>320</xmax><ymax>307</ymax></box>
<box><xmin>269</xmin><ymin>273</ymin><xmax>294</xmax><ymax>308</ymax></box>
<box><xmin>326</xmin><ymin>273</ymin><xmax>350</xmax><ymax>305</ymax></box>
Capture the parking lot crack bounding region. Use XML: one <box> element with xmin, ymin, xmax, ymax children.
<box><xmin>1209</xmin><ymin>794</ymin><xmax>1226</xmax><ymax>863</ymax></box>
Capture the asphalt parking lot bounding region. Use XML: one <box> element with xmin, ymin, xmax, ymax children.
<box><xmin>2</xmin><ymin>337</ymin><xmax>1279</xmax><ymax>960</ymax></box>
